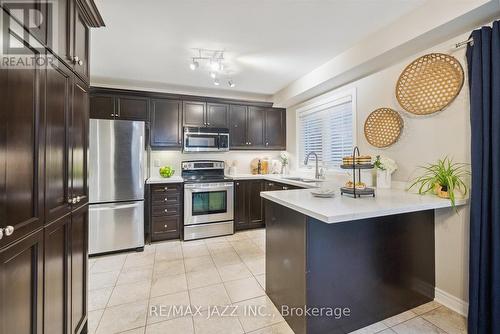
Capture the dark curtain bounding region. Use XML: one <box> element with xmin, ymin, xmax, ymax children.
<box><xmin>466</xmin><ymin>20</ymin><xmax>500</xmax><ymax>334</ymax></box>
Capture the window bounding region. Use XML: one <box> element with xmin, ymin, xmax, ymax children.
<box><xmin>297</xmin><ymin>89</ymin><xmax>355</xmax><ymax>168</ymax></box>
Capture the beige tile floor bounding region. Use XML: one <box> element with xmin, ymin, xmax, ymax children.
<box><xmin>88</xmin><ymin>228</ymin><xmax>467</xmax><ymax>334</ymax></box>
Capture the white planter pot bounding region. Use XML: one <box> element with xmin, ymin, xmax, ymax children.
<box><xmin>377</xmin><ymin>170</ymin><xmax>392</xmax><ymax>189</ymax></box>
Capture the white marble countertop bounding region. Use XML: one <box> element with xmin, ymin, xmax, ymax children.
<box><xmin>260</xmin><ymin>188</ymin><xmax>468</xmax><ymax>224</ymax></box>
<box><xmin>146</xmin><ymin>176</ymin><xmax>184</xmax><ymax>184</ymax></box>
<box><xmin>227</xmin><ymin>173</ymin><xmax>322</xmax><ymax>188</ymax></box>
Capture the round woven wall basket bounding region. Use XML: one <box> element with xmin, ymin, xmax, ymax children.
<box><xmin>364</xmin><ymin>108</ymin><xmax>404</xmax><ymax>148</ymax></box>
<box><xmin>396</xmin><ymin>53</ymin><xmax>464</xmax><ymax>115</ymax></box>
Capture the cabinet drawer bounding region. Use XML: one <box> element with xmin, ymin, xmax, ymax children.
<box><xmin>152</xmin><ymin>204</ymin><xmax>181</xmax><ymax>217</ymax></box>
<box><xmin>151</xmin><ymin>184</ymin><xmax>182</xmax><ymax>194</ymax></box>
<box><xmin>152</xmin><ymin>191</ymin><xmax>181</xmax><ymax>204</ymax></box>
<box><xmin>152</xmin><ymin>216</ymin><xmax>180</xmax><ymax>241</ymax></box>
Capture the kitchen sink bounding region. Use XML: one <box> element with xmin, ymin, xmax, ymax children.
<box><xmin>282</xmin><ymin>177</ymin><xmax>323</xmax><ymax>183</ymax></box>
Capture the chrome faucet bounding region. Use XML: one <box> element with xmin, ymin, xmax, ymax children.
<box><xmin>304</xmin><ymin>152</ymin><xmax>320</xmax><ymax>179</ymax></box>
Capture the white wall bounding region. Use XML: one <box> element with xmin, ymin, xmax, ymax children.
<box><xmin>287</xmin><ymin>31</ymin><xmax>473</xmax><ymax>311</ymax></box>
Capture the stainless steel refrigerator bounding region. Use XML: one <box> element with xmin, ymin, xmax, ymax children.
<box><xmin>88</xmin><ymin>119</ymin><xmax>145</xmax><ymax>255</ymax></box>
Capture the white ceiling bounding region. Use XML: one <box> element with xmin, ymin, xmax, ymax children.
<box><xmin>91</xmin><ymin>0</ymin><xmax>427</xmax><ymax>98</ymax></box>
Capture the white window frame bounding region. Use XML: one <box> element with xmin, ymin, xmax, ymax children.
<box><xmin>295</xmin><ymin>87</ymin><xmax>357</xmax><ymax>171</ymax></box>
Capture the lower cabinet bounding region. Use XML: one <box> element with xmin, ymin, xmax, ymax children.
<box><xmin>1</xmin><ymin>205</ymin><xmax>89</xmax><ymax>334</ymax></box>
<box><xmin>70</xmin><ymin>205</ymin><xmax>88</xmax><ymax>334</ymax></box>
<box><xmin>149</xmin><ymin>183</ymin><xmax>183</xmax><ymax>241</ymax></box>
<box><xmin>234</xmin><ymin>180</ymin><xmax>265</xmax><ymax>231</ymax></box>
<box><xmin>0</xmin><ymin>229</ymin><xmax>44</xmax><ymax>334</ymax></box>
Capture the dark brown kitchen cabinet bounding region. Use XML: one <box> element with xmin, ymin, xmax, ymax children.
<box><xmin>46</xmin><ymin>59</ymin><xmax>73</xmax><ymax>223</ymax></box>
<box><xmin>229</xmin><ymin>105</ymin><xmax>285</xmax><ymax>150</ymax></box>
<box><xmin>0</xmin><ymin>230</ymin><xmax>44</xmax><ymax>334</ymax></box>
<box><xmin>207</xmin><ymin>103</ymin><xmax>229</xmax><ymax>127</ymax></box>
<box><xmin>149</xmin><ymin>183</ymin><xmax>183</xmax><ymax>241</ymax></box>
<box><xmin>72</xmin><ymin>7</ymin><xmax>90</xmax><ymax>80</ymax></box>
<box><xmin>0</xmin><ymin>38</ymin><xmax>44</xmax><ymax>249</ymax></box>
<box><xmin>71</xmin><ymin>205</ymin><xmax>88</xmax><ymax>334</ymax></box>
<box><xmin>229</xmin><ymin>105</ymin><xmax>248</xmax><ymax>148</ymax></box>
<box><xmin>234</xmin><ymin>180</ymin><xmax>265</xmax><ymax>231</ymax></box>
<box><xmin>183</xmin><ymin>100</ymin><xmax>206</xmax><ymax>127</ymax></box>
<box><xmin>150</xmin><ymin>99</ymin><xmax>182</xmax><ymax>149</ymax></box>
<box><xmin>265</xmin><ymin>108</ymin><xmax>286</xmax><ymax>149</ymax></box>
<box><xmin>71</xmin><ymin>79</ymin><xmax>89</xmax><ymax>207</ymax></box>
<box><xmin>117</xmin><ymin>96</ymin><xmax>148</xmax><ymax>120</ymax></box>
<box><xmin>90</xmin><ymin>95</ymin><xmax>148</xmax><ymax>121</ymax></box>
<box><xmin>44</xmin><ymin>215</ymin><xmax>71</xmax><ymax>334</ymax></box>
<box><xmin>90</xmin><ymin>95</ymin><xmax>115</xmax><ymax>119</ymax></box>
<box><xmin>0</xmin><ymin>4</ymin><xmax>102</xmax><ymax>334</ymax></box>
<box><xmin>247</xmin><ymin>107</ymin><xmax>266</xmax><ymax>148</ymax></box>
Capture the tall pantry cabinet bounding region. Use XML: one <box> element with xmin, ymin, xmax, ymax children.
<box><xmin>0</xmin><ymin>1</ymin><xmax>104</xmax><ymax>334</ymax></box>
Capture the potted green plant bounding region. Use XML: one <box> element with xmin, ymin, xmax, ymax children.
<box><xmin>408</xmin><ymin>157</ymin><xmax>469</xmax><ymax>207</ymax></box>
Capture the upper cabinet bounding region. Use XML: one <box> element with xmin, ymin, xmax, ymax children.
<box><xmin>183</xmin><ymin>101</ymin><xmax>229</xmax><ymax>128</ymax></box>
<box><xmin>89</xmin><ymin>87</ymin><xmax>286</xmax><ymax>150</ymax></box>
<box><xmin>90</xmin><ymin>94</ymin><xmax>148</xmax><ymax>121</ymax></box>
<box><xmin>207</xmin><ymin>103</ymin><xmax>229</xmax><ymax>128</ymax></box>
<box><xmin>229</xmin><ymin>106</ymin><xmax>286</xmax><ymax>150</ymax></box>
<box><xmin>72</xmin><ymin>7</ymin><xmax>90</xmax><ymax>80</ymax></box>
<box><xmin>265</xmin><ymin>108</ymin><xmax>286</xmax><ymax>149</ymax></box>
<box><xmin>150</xmin><ymin>98</ymin><xmax>182</xmax><ymax>149</ymax></box>
<box><xmin>183</xmin><ymin>101</ymin><xmax>206</xmax><ymax>127</ymax></box>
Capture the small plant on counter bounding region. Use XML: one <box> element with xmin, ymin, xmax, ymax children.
<box><xmin>408</xmin><ymin>157</ymin><xmax>469</xmax><ymax>208</ymax></box>
<box><xmin>279</xmin><ymin>151</ymin><xmax>290</xmax><ymax>175</ymax></box>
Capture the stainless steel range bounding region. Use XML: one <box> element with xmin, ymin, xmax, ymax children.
<box><xmin>182</xmin><ymin>160</ymin><xmax>234</xmax><ymax>240</ymax></box>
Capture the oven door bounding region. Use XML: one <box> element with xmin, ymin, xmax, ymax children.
<box><xmin>184</xmin><ymin>182</ymin><xmax>234</xmax><ymax>225</ymax></box>
<box><xmin>184</xmin><ymin>132</ymin><xmax>220</xmax><ymax>152</ymax></box>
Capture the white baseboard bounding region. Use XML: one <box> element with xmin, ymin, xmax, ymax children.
<box><xmin>434</xmin><ymin>287</ymin><xmax>469</xmax><ymax>316</ymax></box>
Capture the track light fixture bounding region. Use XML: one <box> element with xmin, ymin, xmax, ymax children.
<box><xmin>189</xmin><ymin>48</ymin><xmax>235</xmax><ymax>88</ymax></box>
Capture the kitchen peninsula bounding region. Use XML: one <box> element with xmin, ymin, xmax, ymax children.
<box><xmin>261</xmin><ymin>188</ymin><xmax>467</xmax><ymax>334</ymax></box>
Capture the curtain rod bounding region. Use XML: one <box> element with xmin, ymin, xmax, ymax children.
<box><xmin>455</xmin><ymin>37</ymin><xmax>474</xmax><ymax>49</ymax></box>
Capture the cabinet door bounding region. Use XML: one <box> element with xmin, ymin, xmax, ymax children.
<box><xmin>117</xmin><ymin>96</ymin><xmax>148</xmax><ymax>121</ymax></box>
<box><xmin>44</xmin><ymin>215</ymin><xmax>71</xmax><ymax>334</ymax></box>
<box><xmin>55</xmin><ymin>0</ymin><xmax>71</xmax><ymax>64</ymax></box>
<box><xmin>70</xmin><ymin>79</ymin><xmax>89</xmax><ymax>207</ymax></box>
<box><xmin>248</xmin><ymin>180</ymin><xmax>265</xmax><ymax>227</ymax></box>
<box><xmin>247</xmin><ymin>107</ymin><xmax>265</xmax><ymax>148</ymax></box>
<box><xmin>90</xmin><ymin>95</ymin><xmax>115</xmax><ymax>119</ymax></box>
<box><xmin>46</xmin><ymin>59</ymin><xmax>72</xmax><ymax>223</ymax></box>
<box><xmin>234</xmin><ymin>181</ymin><xmax>248</xmax><ymax>230</ymax></box>
<box><xmin>71</xmin><ymin>205</ymin><xmax>88</xmax><ymax>334</ymax></box>
<box><xmin>183</xmin><ymin>101</ymin><xmax>206</xmax><ymax>127</ymax></box>
<box><xmin>0</xmin><ymin>230</ymin><xmax>44</xmax><ymax>334</ymax></box>
<box><xmin>229</xmin><ymin>105</ymin><xmax>248</xmax><ymax>148</ymax></box>
<box><xmin>265</xmin><ymin>108</ymin><xmax>286</xmax><ymax>149</ymax></box>
<box><xmin>150</xmin><ymin>99</ymin><xmax>182</xmax><ymax>148</ymax></box>
<box><xmin>72</xmin><ymin>7</ymin><xmax>89</xmax><ymax>80</ymax></box>
<box><xmin>0</xmin><ymin>40</ymin><xmax>44</xmax><ymax>248</ymax></box>
<box><xmin>207</xmin><ymin>103</ymin><xmax>229</xmax><ymax>128</ymax></box>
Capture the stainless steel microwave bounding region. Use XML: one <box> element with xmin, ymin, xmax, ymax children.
<box><xmin>183</xmin><ymin>127</ymin><xmax>230</xmax><ymax>152</ymax></box>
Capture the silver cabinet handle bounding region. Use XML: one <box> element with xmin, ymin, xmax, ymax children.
<box><xmin>0</xmin><ymin>226</ymin><xmax>15</xmax><ymax>239</ymax></box>
<box><xmin>164</xmin><ymin>209</ymin><xmax>168</xmax><ymax>213</ymax></box>
<box><xmin>164</xmin><ymin>198</ymin><xmax>168</xmax><ymax>202</ymax></box>
<box><xmin>164</xmin><ymin>186</ymin><xmax>168</xmax><ymax>190</ymax></box>
<box><xmin>266</xmin><ymin>142</ymin><xmax>269</xmax><ymax>146</ymax></box>
<box><xmin>78</xmin><ymin>59</ymin><xmax>83</xmax><ymax>66</ymax></box>
<box><xmin>283</xmin><ymin>186</ymin><xmax>289</xmax><ymax>190</ymax></box>
<box><xmin>164</xmin><ymin>224</ymin><xmax>168</xmax><ymax>228</ymax></box>
<box><xmin>68</xmin><ymin>198</ymin><xmax>73</xmax><ymax>204</ymax></box>
<box><xmin>236</xmin><ymin>182</ymin><xmax>239</xmax><ymax>186</ymax></box>
<box><xmin>72</xmin><ymin>197</ymin><xmax>77</xmax><ymax>204</ymax></box>
<box><xmin>4</xmin><ymin>226</ymin><xmax>14</xmax><ymax>236</ymax></box>
<box><xmin>76</xmin><ymin>196</ymin><xmax>81</xmax><ymax>203</ymax></box>
<box><xmin>248</xmin><ymin>142</ymin><xmax>252</xmax><ymax>145</ymax></box>
<box><xmin>111</xmin><ymin>113</ymin><xmax>115</xmax><ymax>117</ymax></box>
